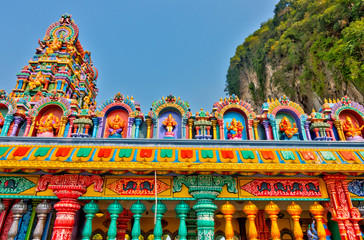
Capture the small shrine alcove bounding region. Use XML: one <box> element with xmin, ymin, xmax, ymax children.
<box><xmin>158</xmin><ymin>108</ymin><xmax>182</xmax><ymax>139</ymax></box>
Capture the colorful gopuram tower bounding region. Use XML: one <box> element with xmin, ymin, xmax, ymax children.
<box><xmin>0</xmin><ymin>14</ymin><xmax>363</xmax><ymax>240</ymax></box>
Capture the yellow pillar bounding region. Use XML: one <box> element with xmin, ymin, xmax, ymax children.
<box><xmin>334</xmin><ymin>120</ymin><xmax>345</xmax><ymax>141</ymax></box>
<box><xmin>58</xmin><ymin>116</ymin><xmax>68</xmax><ymax>137</ymax></box>
<box><xmin>211</xmin><ymin>120</ymin><xmax>217</xmax><ymax>139</ymax></box>
<box><xmin>309</xmin><ymin>202</ymin><xmax>327</xmax><ymax>240</ymax></box>
<box><xmin>188</xmin><ymin>118</ymin><xmax>194</xmax><ymax>139</ymax></box>
<box><xmin>253</xmin><ymin>120</ymin><xmax>259</xmax><ymax>140</ymax></box>
<box><xmin>243</xmin><ymin>201</ymin><xmax>258</xmax><ymax>240</ymax></box>
<box><xmin>287</xmin><ymin>202</ymin><xmax>303</xmax><ymax>240</ymax></box>
<box><xmin>265</xmin><ymin>201</ymin><xmax>281</xmax><ymax>240</ymax></box>
<box><xmin>221</xmin><ymin>201</ymin><xmax>235</xmax><ymax>240</ymax></box>
<box><xmin>28</xmin><ymin>116</ymin><xmax>36</xmax><ymax>137</ymax></box>
<box><xmin>146</xmin><ymin>118</ymin><xmax>152</xmax><ymax>138</ymax></box>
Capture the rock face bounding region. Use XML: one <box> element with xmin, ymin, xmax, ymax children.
<box><xmin>226</xmin><ymin>0</ymin><xmax>364</xmax><ymax>113</ymax></box>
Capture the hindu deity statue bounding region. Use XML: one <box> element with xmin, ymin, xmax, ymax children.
<box><xmin>226</xmin><ymin>118</ymin><xmax>244</xmax><ymax>140</ymax></box>
<box><xmin>108</xmin><ymin>115</ymin><xmax>125</xmax><ymax>138</ymax></box>
<box><xmin>0</xmin><ymin>113</ymin><xmax>4</xmax><ymax>134</ymax></box>
<box><xmin>28</xmin><ymin>72</ymin><xmax>46</xmax><ymax>90</ymax></box>
<box><xmin>162</xmin><ymin>114</ymin><xmax>177</xmax><ymax>138</ymax></box>
<box><xmin>342</xmin><ymin>116</ymin><xmax>364</xmax><ymax>140</ymax></box>
<box><xmin>36</xmin><ymin>113</ymin><xmax>60</xmax><ymax>137</ymax></box>
<box><xmin>279</xmin><ymin>116</ymin><xmax>298</xmax><ymax>140</ymax></box>
<box><xmin>45</xmin><ymin>37</ymin><xmax>62</xmax><ymax>54</ymax></box>
<box><xmin>83</xmin><ymin>93</ymin><xmax>92</xmax><ymax>109</ymax></box>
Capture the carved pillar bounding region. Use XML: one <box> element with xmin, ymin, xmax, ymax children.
<box><xmin>309</xmin><ymin>202</ymin><xmax>327</xmax><ymax>240</ymax></box>
<box><xmin>35</xmin><ymin>174</ymin><xmax>103</xmax><ymax>240</ymax></box>
<box><xmin>23</xmin><ymin>117</ymin><xmax>33</xmax><ymax>136</ymax></box>
<box><xmin>7</xmin><ymin>200</ymin><xmax>28</xmax><ymax>240</ymax></box>
<box><xmin>32</xmin><ymin>200</ymin><xmax>52</xmax><ymax>240</ymax></box>
<box><xmin>243</xmin><ymin>201</ymin><xmax>258</xmax><ymax>240</ymax></box>
<box><xmin>287</xmin><ymin>202</ymin><xmax>303</xmax><ymax>240</ymax></box>
<box><xmin>82</xmin><ymin>200</ymin><xmax>99</xmax><ymax>240</ymax></box>
<box><xmin>146</xmin><ymin>118</ymin><xmax>153</xmax><ymax>139</ymax></box>
<box><xmin>0</xmin><ymin>115</ymin><xmax>14</xmax><ymax>136</ymax></box>
<box><xmin>217</xmin><ymin>119</ymin><xmax>224</xmax><ymax>140</ymax></box>
<box><xmin>58</xmin><ymin>116</ymin><xmax>68</xmax><ymax>137</ymax></box>
<box><xmin>262</xmin><ymin>121</ymin><xmax>271</xmax><ymax>140</ymax></box>
<box><xmin>211</xmin><ymin>120</ymin><xmax>217</xmax><ymax>139</ymax></box>
<box><xmin>324</xmin><ymin>174</ymin><xmax>362</xmax><ymax>240</ymax></box>
<box><xmin>91</xmin><ymin>117</ymin><xmax>99</xmax><ymax>138</ymax></box>
<box><xmin>176</xmin><ymin>201</ymin><xmax>190</xmax><ymax>240</ymax></box>
<box><xmin>9</xmin><ymin>117</ymin><xmax>24</xmax><ymax>136</ymax></box>
<box><xmin>265</xmin><ymin>201</ymin><xmax>280</xmax><ymax>240</ymax></box>
<box><xmin>327</xmin><ymin>121</ymin><xmax>336</xmax><ymax>141</ymax></box>
<box><xmin>221</xmin><ymin>201</ymin><xmax>235</xmax><ymax>240</ymax></box>
<box><xmin>152</xmin><ymin>201</ymin><xmax>167</xmax><ymax>240</ymax></box>
<box><xmin>334</xmin><ymin>120</ymin><xmax>345</xmax><ymax>141</ymax></box>
<box><xmin>0</xmin><ymin>199</ymin><xmax>12</xmax><ymax>234</ymax></box>
<box><xmin>247</xmin><ymin>119</ymin><xmax>254</xmax><ymax>140</ymax></box>
<box><xmin>269</xmin><ymin>118</ymin><xmax>278</xmax><ymax>140</ymax></box>
<box><xmin>188</xmin><ymin>118</ymin><xmax>194</xmax><ymax>139</ymax></box>
<box><xmin>134</xmin><ymin>118</ymin><xmax>142</xmax><ymax>138</ymax></box>
<box><xmin>127</xmin><ymin>118</ymin><xmax>135</xmax><ymax>138</ymax></box>
<box><xmin>186</xmin><ymin>210</ymin><xmax>197</xmax><ymax>240</ymax></box>
<box><xmin>304</xmin><ymin>122</ymin><xmax>312</xmax><ymax>140</ymax></box>
<box><xmin>173</xmin><ymin>175</ymin><xmax>237</xmax><ymax>240</ymax></box>
<box><xmin>96</xmin><ymin>117</ymin><xmax>105</xmax><ymax>138</ymax></box>
<box><xmin>67</xmin><ymin>117</ymin><xmax>76</xmax><ymax>137</ymax></box>
<box><xmin>27</xmin><ymin>116</ymin><xmax>37</xmax><ymax>137</ymax></box>
<box><xmin>107</xmin><ymin>201</ymin><xmax>123</xmax><ymax>240</ymax></box>
<box><xmin>252</xmin><ymin>120</ymin><xmax>259</xmax><ymax>140</ymax></box>
<box><xmin>130</xmin><ymin>201</ymin><xmax>145</xmax><ymax>240</ymax></box>
<box><xmin>116</xmin><ymin>209</ymin><xmax>133</xmax><ymax>240</ymax></box>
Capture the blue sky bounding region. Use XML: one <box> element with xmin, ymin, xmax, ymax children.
<box><xmin>0</xmin><ymin>0</ymin><xmax>278</xmax><ymax>113</ymax></box>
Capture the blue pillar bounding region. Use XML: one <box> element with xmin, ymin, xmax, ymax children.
<box><xmin>92</xmin><ymin>117</ymin><xmax>99</xmax><ymax>138</ymax></box>
<box><xmin>0</xmin><ymin>114</ymin><xmax>14</xmax><ymax>136</ymax></box>
<box><xmin>134</xmin><ymin>118</ymin><xmax>142</xmax><ymax>138</ymax></box>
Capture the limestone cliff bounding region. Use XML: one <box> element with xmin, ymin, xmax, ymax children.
<box><xmin>226</xmin><ymin>0</ymin><xmax>364</xmax><ymax>112</ymax></box>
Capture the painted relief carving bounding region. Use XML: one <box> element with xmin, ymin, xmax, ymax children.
<box><xmin>0</xmin><ymin>176</ymin><xmax>35</xmax><ymax>194</ymax></box>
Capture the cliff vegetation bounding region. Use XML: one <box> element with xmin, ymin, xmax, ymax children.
<box><xmin>226</xmin><ymin>0</ymin><xmax>364</xmax><ymax>112</ymax></box>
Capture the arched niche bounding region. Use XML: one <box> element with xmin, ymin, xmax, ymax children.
<box><xmin>33</xmin><ymin>104</ymin><xmax>64</xmax><ymax>137</ymax></box>
<box><xmin>223</xmin><ymin>109</ymin><xmax>249</xmax><ymax>140</ymax></box>
<box><xmin>276</xmin><ymin>109</ymin><xmax>302</xmax><ymax>140</ymax></box>
<box><xmin>0</xmin><ymin>103</ymin><xmax>8</xmax><ymax>117</ymax></box>
<box><xmin>103</xmin><ymin>107</ymin><xmax>129</xmax><ymax>138</ymax></box>
<box><xmin>338</xmin><ymin>109</ymin><xmax>364</xmax><ymax>141</ymax></box>
<box><xmin>158</xmin><ymin>108</ymin><xmax>182</xmax><ymax>139</ymax></box>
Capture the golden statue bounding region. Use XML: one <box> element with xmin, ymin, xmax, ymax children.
<box><xmin>108</xmin><ymin>115</ymin><xmax>125</xmax><ymax>137</ymax></box>
<box><xmin>279</xmin><ymin>116</ymin><xmax>298</xmax><ymax>139</ymax></box>
<box><xmin>162</xmin><ymin>114</ymin><xmax>177</xmax><ymax>138</ymax></box>
<box><xmin>28</xmin><ymin>72</ymin><xmax>46</xmax><ymax>90</ymax></box>
<box><xmin>226</xmin><ymin>118</ymin><xmax>244</xmax><ymax>139</ymax></box>
<box><xmin>342</xmin><ymin>116</ymin><xmax>364</xmax><ymax>139</ymax></box>
<box><xmin>46</xmin><ymin>37</ymin><xmax>62</xmax><ymax>54</ymax></box>
<box><xmin>83</xmin><ymin>93</ymin><xmax>92</xmax><ymax>109</ymax></box>
<box><xmin>36</xmin><ymin>113</ymin><xmax>60</xmax><ymax>137</ymax></box>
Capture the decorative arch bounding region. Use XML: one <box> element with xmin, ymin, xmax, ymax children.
<box><xmin>213</xmin><ymin>95</ymin><xmax>256</xmax><ymax>140</ymax></box>
<box><xmin>151</xmin><ymin>95</ymin><xmax>189</xmax><ymax>139</ymax></box>
<box><xmin>29</xmin><ymin>96</ymin><xmax>71</xmax><ymax>117</ymax></box>
<box><xmin>267</xmin><ymin>96</ymin><xmax>307</xmax><ymax>140</ymax></box>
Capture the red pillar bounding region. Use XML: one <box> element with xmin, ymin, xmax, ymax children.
<box><xmin>0</xmin><ymin>199</ymin><xmax>13</xmax><ymax>234</ymax></box>
<box><xmin>116</xmin><ymin>209</ymin><xmax>133</xmax><ymax>240</ymax></box>
<box><xmin>324</xmin><ymin>174</ymin><xmax>363</xmax><ymax>240</ymax></box>
<box><xmin>36</xmin><ymin>174</ymin><xmax>103</xmax><ymax>240</ymax></box>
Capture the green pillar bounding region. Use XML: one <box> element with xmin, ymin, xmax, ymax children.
<box><xmin>175</xmin><ymin>201</ymin><xmax>190</xmax><ymax>240</ymax></box>
<box><xmin>173</xmin><ymin>175</ymin><xmax>237</xmax><ymax>240</ymax></box>
<box><xmin>152</xmin><ymin>201</ymin><xmax>167</xmax><ymax>240</ymax></box>
<box><xmin>24</xmin><ymin>200</ymin><xmax>40</xmax><ymax>240</ymax></box>
<box><xmin>130</xmin><ymin>200</ymin><xmax>146</xmax><ymax>240</ymax></box>
<box><xmin>0</xmin><ymin>114</ymin><xmax>14</xmax><ymax>136</ymax></box>
<box><xmin>186</xmin><ymin>210</ymin><xmax>197</xmax><ymax>240</ymax></box>
<box><xmin>82</xmin><ymin>200</ymin><xmax>99</xmax><ymax>240</ymax></box>
<box><xmin>107</xmin><ymin>201</ymin><xmax>123</xmax><ymax>240</ymax></box>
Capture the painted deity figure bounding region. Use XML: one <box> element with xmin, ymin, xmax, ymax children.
<box><xmin>0</xmin><ymin>113</ymin><xmax>4</xmax><ymax>134</ymax></box>
<box><xmin>28</xmin><ymin>72</ymin><xmax>46</xmax><ymax>90</ymax></box>
<box><xmin>307</xmin><ymin>222</ymin><xmax>319</xmax><ymax>240</ymax></box>
<box><xmin>162</xmin><ymin>114</ymin><xmax>177</xmax><ymax>138</ymax></box>
<box><xmin>108</xmin><ymin>115</ymin><xmax>125</xmax><ymax>138</ymax></box>
<box><xmin>279</xmin><ymin>116</ymin><xmax>298</xmax><ymax>139</ymax></box>
<box><xmin>226</xmin><ymin>118</ymin><xmax>244</xmax><ymax>140</ymax></box>
<box><xmin>36</xmin><ymin>113</ymin><xmax>60</xmax><ymax>137</ymax></box>
<box><xmin>342</xmin><ymin>116</ymin><xmax>364</xmax><ymax>140</ymax></box>
<box><xmin>46</xmin><ymin>37</ymin><xmax>62</xmax><ymax>54</ymax></box>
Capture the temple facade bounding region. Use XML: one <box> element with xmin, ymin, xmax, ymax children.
<box><xmin>0</xmin><ymin>14</ymin><xmax>363</xmax><ymax>240</ymax></box>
